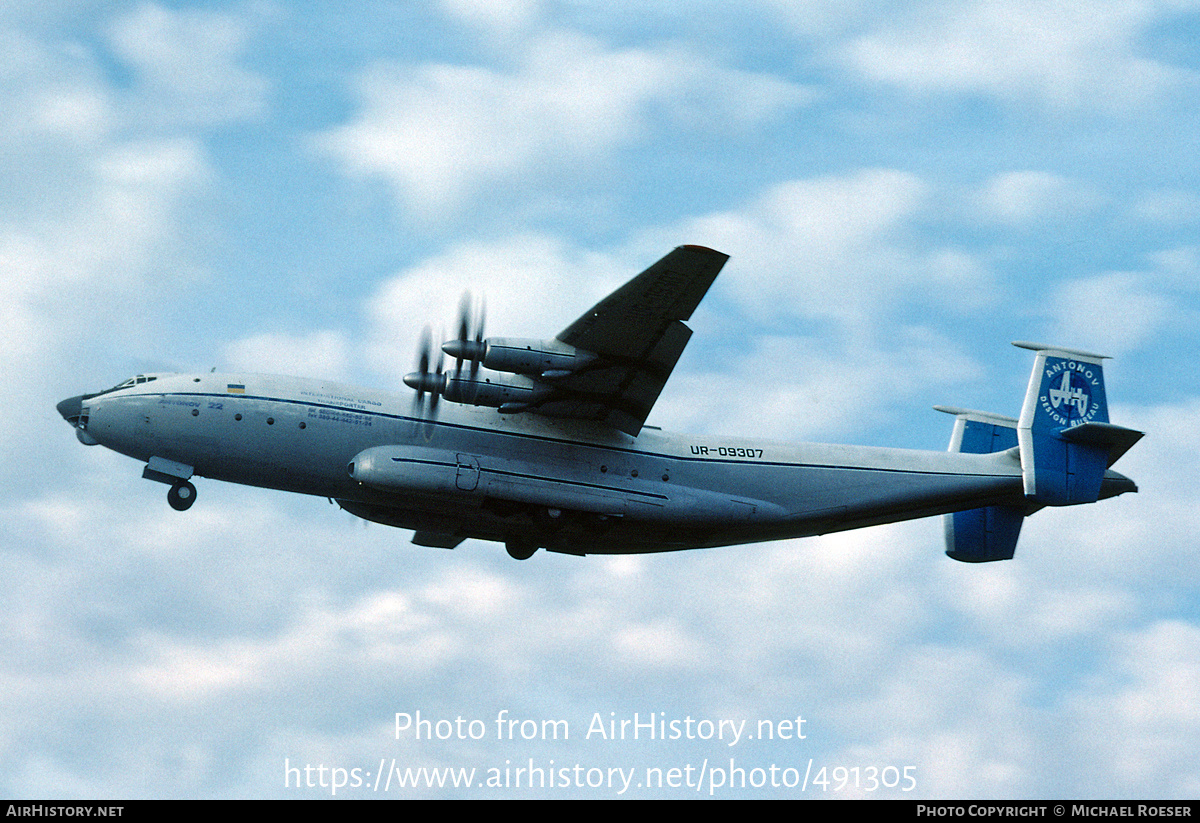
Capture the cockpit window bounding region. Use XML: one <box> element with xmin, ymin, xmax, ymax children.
<box><xmin>103</xmin><ymin>375</ymin><xmax>159</xmax><ymax>394</ymax></box>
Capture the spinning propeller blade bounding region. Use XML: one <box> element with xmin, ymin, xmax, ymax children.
<box><xmin>445</xmin><ymin>292</ymin><xmax>486</xmax><ymax>400</ymax></box>
<box><xmin>403</xmin><ymin>327</ymin><xmax>446</xmax><ymax>436</ymax></box>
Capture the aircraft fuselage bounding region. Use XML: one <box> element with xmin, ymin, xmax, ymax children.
<box><xmin>59</xmin><ymin>371</ymin><xmax>1087</xmax><ymax>556</ymax></box>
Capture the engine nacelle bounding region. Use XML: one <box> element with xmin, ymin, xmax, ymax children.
<box><xmin>441</xmin><ymin>374</ymin><xmax>553</xmax><ymax>409</ymax></box>
<box><xmin>444</xmin><ymin>337</ymin><xmax>596</xmax><ymax>378</ymax></box>
<box><xmin>346</xmin><ymin>445</ymin><xmax>785</xmax><ymax>524</ymax></box>
<box><xmin>348</xmin><ymin>447</ymin><xmax>462</xmax><ymax>495</ymax></box>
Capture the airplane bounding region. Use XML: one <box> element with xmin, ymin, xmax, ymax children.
<box><xmin>56</xmin><ymin>245</ymin><xmax>1143</xmax><ymax>561</ymax></box>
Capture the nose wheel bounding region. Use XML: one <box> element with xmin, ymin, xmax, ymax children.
<box><xmin>167</xmin><ymin>481</ymin><xmax>197</xmax><ymax>511</ymax></box>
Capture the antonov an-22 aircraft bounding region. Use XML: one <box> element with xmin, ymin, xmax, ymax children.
<box><xmin>57</xmin><ymin>245</ymin><xmax>1143</xmax><ymax>561</ymax></box>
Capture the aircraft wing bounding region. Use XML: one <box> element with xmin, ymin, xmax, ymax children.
<box><xmin>547</xmin><ymin>245</ymin><xmax>728</xmax><ymax>436</ymax></box>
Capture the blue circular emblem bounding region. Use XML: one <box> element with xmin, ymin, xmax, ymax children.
<box><xmin>1042</xmin><ymin>368</ymin><xmax>1095</xmax><ymax>426</ymax></box>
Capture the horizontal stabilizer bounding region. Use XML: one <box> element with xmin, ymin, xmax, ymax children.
<box><xmin>1058</xmin><ymin>421</ymin><xmax>1144</xmax><ymax>467</ymax></box>
<box><xmin>935</xmin><ymin>406</ymin><xmax>1018</xmax><ymax>455</ymax></box>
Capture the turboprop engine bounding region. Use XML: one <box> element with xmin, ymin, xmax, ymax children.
<box><xmin>403</xmin><ymin>293</ymin><xmax>602</xmax><ymax>420</ymax></box>
<box><xmin>441</xmin><ymin>337</ymin><xmax>597</xmax><ymax>379</ymax></box>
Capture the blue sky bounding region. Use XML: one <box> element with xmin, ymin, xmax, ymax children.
<box><xmin>4</xmin><ymin>0</ymin><xmax>1199</xmax><ymax>798</ymax></box>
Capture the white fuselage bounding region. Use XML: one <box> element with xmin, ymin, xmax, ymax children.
<box><xmin>65</xmin><ymin>372</ymin><xmax>1036</xmax><ymax>555</ymax></box>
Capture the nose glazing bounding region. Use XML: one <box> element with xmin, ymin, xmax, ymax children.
<box><xmin>57</xmin><ymin>394</ymin><xmax>85</xmax><ymax>424</ymax></box>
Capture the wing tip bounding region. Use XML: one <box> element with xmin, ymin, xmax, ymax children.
<box><xmin>680</xmin><ymin>244</ymin><xmax>725</xmax><ymax>256</ymax></box>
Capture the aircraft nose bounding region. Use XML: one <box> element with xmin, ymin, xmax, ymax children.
<box><xmin>57</xmin><ymin>394</ymin><xmax>85</xmax><ymax>423</ymax></box>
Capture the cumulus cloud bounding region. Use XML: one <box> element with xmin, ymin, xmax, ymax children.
<box><xmin>224</xmin><ymin>330</ymin><xmax>354</xmax><ymax>382</ymax></box>
<box><xmin>350</xmin><ymin>170</ymin><xmax>998</xmax><ymax>439</ymax></box>
<box><xmin>106</xmin><ymin>3</ymin><xmax>270</xmax><ymax>128</ymax></box>
<box><xmin>1148</xmin><ymin>246</ymin><xmax>1200</xmax><ymax>283</ymax></box>
<box><xmin>315</xmin><ymin>31</ymin><xmax>811</xmax><ymax>221</ymax></box>
<box><xmin>355</xmin><ymin>170</ymin><xmax>994</xmax><ymax>440</ymax></box>
<box><xmin>0</xmin><ymin>136</ymin><xmax>212</xmax><ymax>471</ymax></box>
<box><xmin>661</xmin><ymin>327</ymin><xmax>981</xmax><ymax>440</ymax></box>
<box><xmin>1048</xmin><ymin>271</ymin><xmax>1174</xmax><ymax>355</ymax></box>
<box><xmin>0</xmin><ymin>4</ymin><xmax>267</xmax><ymax>464</ymax></box>
<box><xmin>674</xmin><ymin>169</ymin><xmax>996</xmax><ymax>335</ymax></box>
<box><xmin>0</xmin><ymin>28</ymin><xmax>117</xmax><ymax>146</ymax></box>
<box><xmin>1080</xmin><ymin>399</ymin><xmax>1200</xmax><ymax>574</ymax></box>
<box><xmin>840</xmin><ymin>0</ymin><xmax>1194</xmax><ymax>111</ymax></box>
<box><xmin>1132</xmin><ymin>189</ymin><xmax>1200</xmax><ymax>226</ymax></box>
<box><xmin>361</xmin><ymin>234</ymin><xmax>623</xmax><ymax>383</ymax></box>
<box><xmin>1064</xmin><ymin>620</ymin><xmax>1200</xmax><ymax>795</ymax></box>
<box><xmin>978</xmin><ymin>171</ymin><xmax>1100</xmax><ymax>225</ymax></box>
<box><xmin>438</xmin><ymin>0</ymin><xmax>543</xmax><ymax>36</ymax></box>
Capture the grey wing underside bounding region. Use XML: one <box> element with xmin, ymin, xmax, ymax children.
<box><xmin>550</xmin><ymin>245</ymin><xmax>728</xmax><ymax>436</ymax></box>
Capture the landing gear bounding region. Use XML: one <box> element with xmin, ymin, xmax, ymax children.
<box><xmin>143</xmin><ymin>458</ymin><xmax>196</xmax><ymax>511</ymax></box>
<box><xmin>167</xmin><ymin>481</ymin><xmax>196</xmax><ymax>511</ymax></box>
<box><xmin>505</xmin><ymin>539</ymin><xmax>538</xmax><ymax>560</ymax></box>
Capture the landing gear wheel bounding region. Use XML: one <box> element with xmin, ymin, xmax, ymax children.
<box><xmin>505</xmin><ymin>539</ymin><xmax>538</xmax><ymax>560</ymax></box>
<box><xmin>168</xmin><ymin>481</ymin><xmax>196</xmax><ymax>511</ymax></box>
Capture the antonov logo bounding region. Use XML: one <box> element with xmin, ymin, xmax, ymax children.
<box><xmin>1040</xmin><ymin>359</ymin><xmax>1099</xmax><ymax>426</ymax></box>
<box><xmin>1049</xmin><ymin>371</ymin><xmax>1089</xmax><ymax>416</ymax></box>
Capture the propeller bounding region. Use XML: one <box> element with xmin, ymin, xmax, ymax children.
<box><xmin>403</xmin><ymin>295</ymin><xmax>487</xmax><ymax>428</ymax></box>
<box><xmin>403</xmin><ymin>327</ymin><xmax>446</xmax><ymax>435</ymax></box>
<box><xmin>444</xmin><ymin>292</ymin><xmax>486</xmax><ymax>400</ymax></box>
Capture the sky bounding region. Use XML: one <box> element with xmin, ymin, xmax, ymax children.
<box><xmin>3</xmin><ymin>0</ymin><xmax>1199</xmax><ymax>799</ymax></box>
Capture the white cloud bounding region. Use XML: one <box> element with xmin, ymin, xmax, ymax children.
<box><xmin>224</xmin><ymin>330</ymin><xmax>354</xmax><ymax>382</ymax></box>
<box><xmin>362</xmin><ymin>234</ymin><xmax>622</xmax><ymax>384</ymax></box>
<box><xmin>1148</xmin><ymin>246</ymin><xmax>1200</xmax><ymax>283</ymax></box>
<box><xmin>11</xmin><ymin>387</ymin><xmax>1194</xmax><ymax>797</ymax></box>
<box><xmin>355</xmin><ymin>174</ymin><xmax>993</xmax><ymax>440</ymax></box>
<box><xmin>612</xmin><ymin>619</ymin><xmax>705</xmax><ymax>668</ymax></box>
<box><xmin>662</xmin><ymin>327</ymin><xmax>981</xmax><ymax>440</ymax></box>
<box><xmin>439</xmin><ymin>0</ymin><xmax>542</xmax><ymax>36</ymax></box>
<box><xmin>0</xmin><ymin>8</ymin><xmax>257</xmax><ymax>467</ymax></box>
<box><xmin>8</xmin><ymin>2</ymin><xmax>1200</xmax><ymax>800</ymax></box>
<box><xmin>674</xmin><ymin>169</ymin><xmax>996</xmax><ymax>334</ymax></box>
<box><xmin>978</xmin><ymin>171</ymin><xmax>1100</xmax><ymax>224</ymax></box>
<box><xmin>938</xmin><ymin>561</ymin><xmax>1136</xmax><ymax>647</ymax></box>
<box><xmin>315</xmin><ymin>31</ymin><xmax>810</xmax><ymax>221</ymax></box>
<box><xmin>754</xmin><ymin>0</ymin><xmax>878</xmax><ymax>37</ymax></box>
<box><xmin>0</xmin><ymin>136</ymin><xmax>212</xmax><ymax>470</ymax></box>
<box><xmin>0</xmin><ymin>139</ymin><xmax>210</xmax><ymax>349</ymax></box>
<box><xmin>106</xmin><ymin>3</ymin><xmax>269</xmax><ymax>128</ymax></box>
<box><xmin>1132</xmin><ymin>189</ymin><xmax>1200</xmax><ymax>225</ymax></box>
<box><xmin>0</xmin><ymin>28</ymin><xmax>116</xmax><ymax>146</ymax></box>
<box><xmin>841</xmin><ymin>0</ymin><xmax>1193</xmax><ymax>111</ymax></box>
<box><xmin>1086</xmin><ymin>399</ymin><xmax>1200</xmax><ymax>568</ymax></box>
<box><xmin>832</xmin><ymin>645</ymin><xmax>1039</xmax><ymax>797</ymax></box>
<box><xmin>1048</xmin><ymin>271</ymin><xmax>1174</xmax><ymax>355</ymax></box>
<box><xmin>354</xmin><ymin>171</ymin><xmax>993</xmax><ymax>440</ymax></box>
<box><xmin>1065</xmin><ymin>620</ymin><xmax>1200</xmax><ymax>795</ymax></box>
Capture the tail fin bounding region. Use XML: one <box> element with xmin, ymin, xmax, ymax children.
<box><xmin>936</xmin><ymin>407</ymin><xmax>1025</xmax><ymax>562</ymax></box>
<box><xmin>936</xmin><ymin>343</ymin><xmax>1142</xmax><ymax>563</ymax></box>
<box><xmin>1014</xmin><ymin>342</ymin><xmax>1141</xmax><ymax>506</ymax></box>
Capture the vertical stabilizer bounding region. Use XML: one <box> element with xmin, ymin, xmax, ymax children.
<box><xmin>935</xmin><ymin>406</ymin><xmax>1024</xmax><ymax>562</ymax></box>
<box><xmin>938</xmin><ymin>344</ymin><xmax>1140</xmax><ymax>562</ymax></box>
<box><xmin>1014</xmin><ymin>342</ymin><xmax>1113</xmax><ymax>506</ymax></box>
